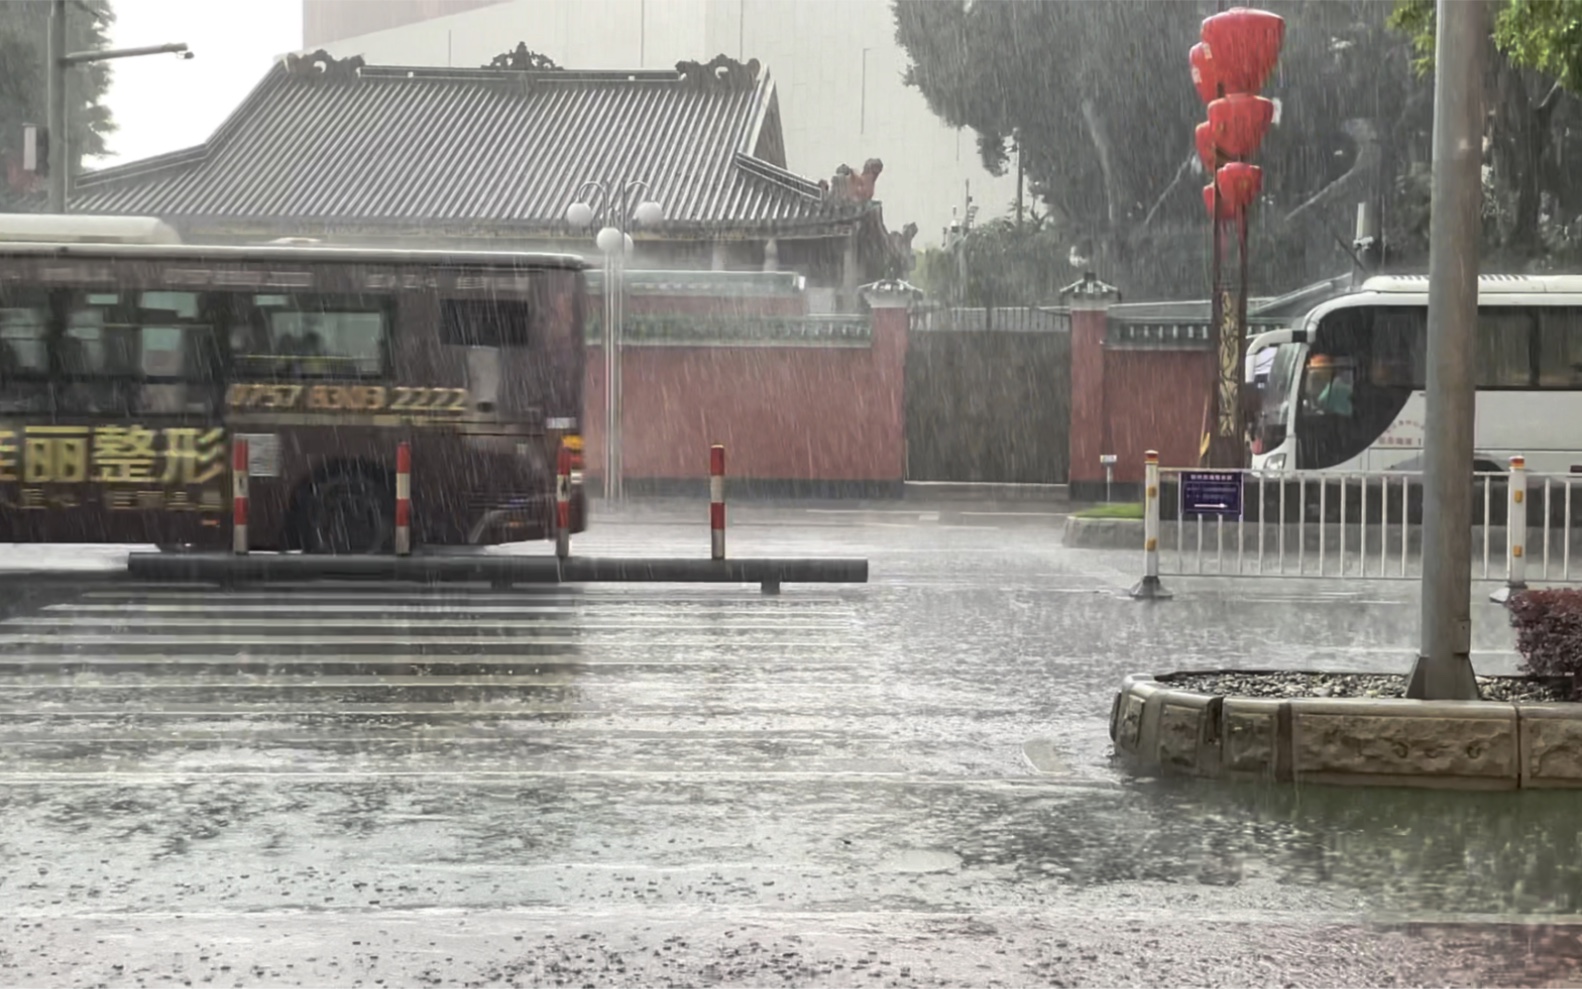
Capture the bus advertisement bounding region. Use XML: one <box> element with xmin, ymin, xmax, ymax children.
<box><xmin>0</xmin><ymin>221</ymin><xmax>589</xmax><ymax>553</ymax></box>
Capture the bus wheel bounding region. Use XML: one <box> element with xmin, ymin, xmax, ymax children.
<box><xmin>301</xmin><ymin>470</ymin><xmax>391</xmax><ymax>555</ymax></box>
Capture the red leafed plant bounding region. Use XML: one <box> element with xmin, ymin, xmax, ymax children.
<box><xmin>1507</xmin><ymin>589</ymin><xmax>1582</xmax><ymax>677</ymax></box>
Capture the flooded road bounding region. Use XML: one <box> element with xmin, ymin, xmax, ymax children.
<box><xmin>0</xmin><ymin>501</ymin><xmax>1577</xmax><ymax>987</ymax></box>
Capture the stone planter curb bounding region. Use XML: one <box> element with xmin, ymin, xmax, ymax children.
<box><xmin>1111</xmin><ymin>671</ymin><xmax>1582</xmax><ymax>790</ymax></box>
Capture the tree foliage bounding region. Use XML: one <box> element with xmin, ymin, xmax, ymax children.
<box><xmin>915</xmin><ymin>211</ymin><xmax>1075</xmax><ymax>309</ymax></box>
<box><xmin>0</xmin><ymin>0</ymin><xmax>117</xmax><ymax>206</ymax></box>
<box><xmin>894</xmin><ymin>0</ymin><xmax>1582</xmax><ymax>303</ymax></box>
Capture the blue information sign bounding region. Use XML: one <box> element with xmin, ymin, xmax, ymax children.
<box><xmin>1180</xmin><ymin>470</ymin><xmax>1244</xmax><ymax>519</ymax></box>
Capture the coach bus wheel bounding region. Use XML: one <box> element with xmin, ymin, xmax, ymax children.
<box><xmin>301</xmin><ymin>470</ymin><xmax>392</xmax><ymax>555</ymax></box>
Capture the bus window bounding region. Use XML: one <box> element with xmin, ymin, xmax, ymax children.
<box><xmin>57</xmin><ymin>290</ymin><xmax>217</xmax><ymax>415</ymax></box>
<box><xmin>137</xmin><ymin>292</ymin><xmax>219</xmax><ymax>414</ymax></box>
<box><xmin>229</xmin><ymin>294</ymin><xmax>390</xmax><ymax>379</ymax></box>
<box><xmin>1538</xmin><ymin>309</ymin><xmax>1582</xmax><ymax>388</ymax></box>
<box><xmin>1478</xmin><ymin>310</ymin><xmax>1535</xmax><ymax>387</ymax></box>
<box><xmin>0</xmin><ymin>299</ymin><xmax>49</xmax><ymax>375</ymax></box>
<box><xmin>0</xmin><ymin>294</ymin><xmax>51</xmax><ymax>414</ymax></box>
<box><xmin>60</xmin><ymin>293</ymin><xmax>139</xmax><ymax>415</ymax></box>
<box><xmin>441</xmin><ymin>299</ymin><xmax>533</xmax><ymax>347</ymax></box>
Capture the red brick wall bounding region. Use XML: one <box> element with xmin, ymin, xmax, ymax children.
<box><xmin>1102</xmin><ymin>349</ymin><xmax>1214</xmax><ymax>481</ymax></box>
<box><xmin>581</xmin><ymin>307</ymin><xmax>906</xmax><ymax>487</ymax></box>
<box><xmin>1067</xmin><ymin>307</ymin><xmax>1107</xmax><ymax>485</ymax></box>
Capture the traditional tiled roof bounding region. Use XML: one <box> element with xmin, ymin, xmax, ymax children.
<box><xmin>68</xmin><ymin>50</ymin><xmax>874</xmax><ymax>238</ymax></box>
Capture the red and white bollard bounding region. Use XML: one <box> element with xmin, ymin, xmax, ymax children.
<box><xmin>710</xmin><ymin>444</ymin><xmax>726</xmax><ymax>560</ymax></box>
<box><xmin>555</xmin><ymin>441</ymin><xmax>572</xmax><ymax>560</ymax></box>
<box><xmin>231</xmin><ymin>436</ymin><xmax>249</xmax><ymax>555</ymax></box>
<box><xmin>394</xmin><ymin>440</ymin><xmax>412</xmax><ymax>556</ymax></box>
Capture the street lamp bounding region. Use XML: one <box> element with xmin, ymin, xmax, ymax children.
<box><xmin>564</xmin><ymin>179</ymin><xmax>664</xmax><ymax>502</ymax></box>
<box><xmin>46</xmin><ymin>0</ymin><xmax>192</xmax><ymax>211</ymax></box>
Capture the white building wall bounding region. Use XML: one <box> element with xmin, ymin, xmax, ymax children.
<box><xmin>313</xmin><ymin>0</ymin><xmax>1017</xmax><ymax>248</ymax></box>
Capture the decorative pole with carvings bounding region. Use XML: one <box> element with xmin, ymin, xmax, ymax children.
<box><xmin>1190</xmin><ymin>9</ymin><xmax>1284</xmax><ymax>468</ymax></box>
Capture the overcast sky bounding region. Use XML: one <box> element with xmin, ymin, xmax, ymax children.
<box><xmin>88</xmin><ymin>0</ymin><xmax>301</xmax><ymax>169</ymax></box>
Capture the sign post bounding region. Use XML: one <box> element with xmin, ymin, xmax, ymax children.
<box><xmin>1100</xmin><ymin>453</ymin><xmax>1117</xmax><ymax>503</ymax></box>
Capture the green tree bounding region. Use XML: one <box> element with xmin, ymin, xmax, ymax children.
<box><xmin>917</xmin><ymin>209</ymin><xmax>1076</xmax><ymax>312</ymax></box>
<box><xmin>894</xmin><ymin>0</ymin><xmax>1435</xmax><ymax>300</ymax></box>
<box><xmin>0</xmin><ymin>0</ymin><xmax>117</xmax><ymax>206</ymax></box>
<box><xmin>1389</xmin><ymin>0</ymin><xmax>1582</xmax><ymax>259</ymax></box>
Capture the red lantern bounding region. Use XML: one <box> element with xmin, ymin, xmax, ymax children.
<box><xmin>1207</xmin><ymin>93</ymin><xmax>1275</xmax><ymax>159</ymax></box>
<box><xmin>1203</xmin><ymin>183</ymin><xmax>1233</xmax><ymax>222</ymax></box>
<box><xmin>1201</xmin><ymin>8</ymin><xmax>1285</xmax><ymax>95</ymax></box>
<box><xmin>1202</xmin><ymin>164</ymin><xmax>1263</xmax><ymax>222</ymax></box>
<box><xmin>1189</xmin><ymin>42</ymin><xmax>1221</xmax><ymax>104</ymax></box>
<box><xmin>1195</xmin><ymin>122</ymin><xmax>1218</xmax><ymax>175</ymax></box>
<box><xmin>1217</xmin><ymin>162</ymin><xmax>1263</xmax><ymax>213</ymax></box>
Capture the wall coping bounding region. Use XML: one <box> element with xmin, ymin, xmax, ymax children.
<box><xmin>860</xmin><ymin>279</ymin><xmax>923</xmax><ymax>309</ymax></box>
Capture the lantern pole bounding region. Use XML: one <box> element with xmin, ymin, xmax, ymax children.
<box><xmin>1235</xmin><ymin>205</ymin><xmax>1251</xmax><ymax>453</ymax></box>
<box><xmin>1208</xmin><ymin>166</ymin><xmax>1229</xmax><ymax>467</ymax></box>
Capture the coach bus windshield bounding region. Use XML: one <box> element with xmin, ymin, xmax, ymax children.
<box><xmin>1252</xmin><ymin>342</ymin><xmax>1303</xmax><ymax>456</ymax></box>
<box><xmin>1294</xmin><ymin>306</ymin><xmax>1426</xmax><ymax>469</ymax></box>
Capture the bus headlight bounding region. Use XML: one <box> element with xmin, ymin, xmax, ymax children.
<box><xmin>1263</xmin><ymin>452</ymin><xmax>1287</xmax><ymax>471</ymax></box>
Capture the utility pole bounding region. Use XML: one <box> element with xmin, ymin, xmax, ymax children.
<box><xmin>43</xmin><ymin>0</ymin><xmax>191</xmax><ymax>213</ymax></box>
<box><xmin>1407</xmin><ymin>0</ymin><xmax>1487</xmax><ymax>701</ymax></box>
<box><xmin>47</xmin><ymin>0</ymin><xmax>67</xmax><ymax>212</ymax></box>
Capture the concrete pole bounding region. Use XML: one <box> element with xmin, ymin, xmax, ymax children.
<box><xmin>1406</xmin><ymin>0</ymin><xmax>1486</xmax><ymax>701</ymax></box>
<box><xmin>47</xmin><ymin>0</ymin><xmax>68</xmax><ymax>212</ymax></box>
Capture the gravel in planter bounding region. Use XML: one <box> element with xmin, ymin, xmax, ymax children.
<box><xmin>1160</xmin><ymin>671</ymin><xmax>1569</xmax><ymax>703</ymax></box>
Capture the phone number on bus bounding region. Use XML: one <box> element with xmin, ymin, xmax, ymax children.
<box><xmin>226</xmin><ymin>384</ymin><xmax>470</xmax><ymax>414</ymax></box>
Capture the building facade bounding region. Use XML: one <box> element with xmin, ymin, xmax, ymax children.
<box><xmin>68</xmin><ymin>50</ymin><xmax>905</xmax><ymax>312</ymax></box>
<box><xmin>301</xmin><ymin>0</ymin><xmax>1019</xmax><ymax>249</ymax></box>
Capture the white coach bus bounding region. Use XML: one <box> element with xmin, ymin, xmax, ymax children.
<box><xmin>1248</xmin><ymin>274</ymin><xmax>1582</xmax><ymax>476</ymax></box>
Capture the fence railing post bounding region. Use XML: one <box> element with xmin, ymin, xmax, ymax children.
<box><xmin>1130</xmin><ymin>449</ymin><xmax>1172</xmax><ymax>600</ymax></box>
<box><xmin>556</xmin><ymin>441</ymin><xmax>572</xmax><ymax>560</ymax></box>
<box><xmin>1491</xmin><ymin>454</ymin><xmax>1528</xmax><ymax>603</ymax></box>
<box><xmin>231</xmin><ymin>436</ymin><xmax>249</xmax><ymax>555</ymax></box>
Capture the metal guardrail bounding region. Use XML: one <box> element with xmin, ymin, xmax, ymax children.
<box><xmin>1130</xmin><ymin>453</ymin><xmax>1578</xmax><ymax>599</ymax></box>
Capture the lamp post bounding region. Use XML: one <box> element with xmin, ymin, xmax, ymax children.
<box><xmin>565</xmin><ymin>180</ymin><xmax>664</xmax><ymax>502</ymax></box>
<box><xmin>46</xmin><ymin>0</ymin><xmax>192</xmax><ymax>212</ymax></box>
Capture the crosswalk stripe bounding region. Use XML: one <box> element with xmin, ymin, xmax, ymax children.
<box><xmin>6</xmin><ymin>616</ymin><xmax>853</xmax><ymax>632</ymax></box>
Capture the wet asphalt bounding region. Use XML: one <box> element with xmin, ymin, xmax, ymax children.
<box><xmin>1</xmin><ymin>500</ymin><xmax>1580</xmax><ymax>987</ymax></box>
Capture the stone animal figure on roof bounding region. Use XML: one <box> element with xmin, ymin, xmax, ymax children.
<box><xmin>885</xmin><ymin>224</ymin><xmax>923</xmax><ymax>281</ymax></box>
<box><xmin>285</xmin><ymin>49</ymin><xmax>366</xmax><ymax>79</ymax></box>
<box><xmin>484</xmin><ymin>43</ymin><xmax>561</xmax><ymax>71</ymax></box>
<box><xmin>824</xmin><ymin>159</ymin><xmax>883</xmax><ymax>203</ymax></box>
<box><xmin>884</xmin><ymin>222</ymin><xmax>919</xmax><ymax>280</ymax></box>
<box><xmin>676</xmin><ymin>54</ymin><xmax>762</xmax><ymax>89</ymax></box>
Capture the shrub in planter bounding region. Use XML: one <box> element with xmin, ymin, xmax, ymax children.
<box><xmin>1507</xmin><ymin>589</ymin><xmax>1582</xmax><ymax>677</ymax></box>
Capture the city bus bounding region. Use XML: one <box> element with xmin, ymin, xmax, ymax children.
<box><xmin>0</xmin><ymin>217</ymin><xmax>589</xmax><ymax>553</ymax></box>
<box><xmin>1249</xmin><ymin>274</ymin><xmax>1582</xmax><ymax>478</ymax></box>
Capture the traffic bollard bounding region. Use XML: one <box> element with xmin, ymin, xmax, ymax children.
<box><xmin>556</xmin><ymin>442</ymin><xmax>572</xmax><ymax>560</ymax></box>
<box><xmin>232</xmin><ymin>436</ymin><xmax>249</xmax><ymax>555</ymax></box>
<box><xmin>710</xmin><ymin>444</ymin><xmax>726</xmax><ymax>561</ymax></box>
<box><xmin>394</xmin><ymin>441</ymin><xmax>412</xmax><ymax>556</ymax></box>
<box><xmin>1129</xmin><ymin>449</ymin><xmax>1171</xmax><ymax>600</ymax></box>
